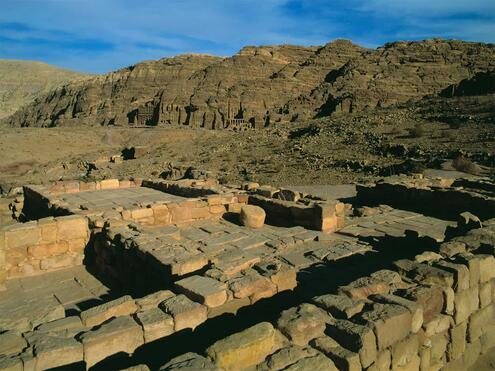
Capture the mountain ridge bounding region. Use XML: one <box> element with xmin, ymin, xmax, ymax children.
<box><xmin>4</xmin><ymin>38</ymin><xmax>495</xmax><ymax>128</ymax></box>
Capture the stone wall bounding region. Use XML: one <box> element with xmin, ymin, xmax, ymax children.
<box><xmin>0</xmin><ymin>215</ymin><xmax>89</xmax><ymax>282</ymax></box>
<box><xmin>357</xmin><ymin>177</ymin><xmax>495</xmax><ymax>220</ymax></box>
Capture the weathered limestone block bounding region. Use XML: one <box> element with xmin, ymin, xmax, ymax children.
<box><xmin>454</xmin><ymin>253</ymin><xmax>481</xmax><ymax>287</ymax></box>
<box><xmin>32</xmin><ymin>335</ymin><xmax>83</xmax><ymax>370</ymax></box>
<box><xmin>480</xmin><ymin>324</ymin><xmax>495</xmax><ymax>354</ymax></box>
<box><xmin>254</xmin><ymin>261</ymin><xmax>297</xmax><ymax>292</ymax></box>
<box><xmin>159</xmin><ymin>352</ymin><xmax>217</xmax><ymax>370</ymax></box>
<box><xmin>453</xmin><ymin>287</ymin><xmax>479</xmax><ymax>324</ymax></box>
<box><xmin>434</xmin><ymin>261</ymin><xmax>470</xmax><ymax>292</ymax></box>
<box><xmin>27</xmin><ymin>242</ymin><xmax>68</xmax><ymax>259</ymax></box>
<box><xmin>36</xmin><ymin>316</ymin><xmax>83</xmax><ymax>334</ymax></box>
<box><xmin>100</xmin><ymin>179</ymin><xmax>120</xmax><ymax>190</ymax></box>
<box><xmin>400</xmin><ymin>285</ymin><xmax>444</xmax><ymax>323</ymax></box>
<box><xmin>326</xmin><ymin>319</ymin><xmax>377</xmax><ymax>368</ymax></box>
<box><xmin>312</xmin><ymin>294</ymin><xmax>365</xmax><ymax>319</ymax></box>
<box><xmin>153</xmin><ymin>205</ymin><xmax>172</xmax><ymax>225</ymax></box>
<box><xmin>478</xmin><ymin>254</ymin><xmax>495</xmax><ymax>283</ymax></box>
<box><xmin>38</xmin><ymin>218</ymin><xmax>57</xmax><ymax>243</ymax></box>
<box><xmin>479</xmin><ymin>281</ymin><xmax>493</xmax><ymax>308</ymax></box>
<box><xmin>276</xmin><ymin>189</ymin><xmax>300</xmax><ymax>202</ymax></box>
<box><xmin>136</xmin><ymin>308</ymin><xmax>174</xmax><ymax>343</ymax></box>
<box><xmin>0</xmin><ymin>331</ymin><xmax>27</xmax><ymax>356</ymax></box>
<box><xmin>239</xmin><ymin>205</ymin><xmax>266</xmax><ymax>229</ymax></box>
<box><xmin>311</xmin><ymin>336</ymin><xmax>361</xmax><ymax>371</ymax></box>
<box><xmin>174</xmin><ymin>275</ymin><xmax>227</xmax><ymax>308</ymax></box>
<box><xmin>339</xmin><ymin>277</ymin><xmax>390</xmax><ymax>300</ymax></box>
<box><xmin>228</xmin><ymin>271</ymin><xmax>273</xmax><ymax>299</ymax></box>
<box><xmin>415</xmin><ymin>251</ymin><xmax>443</xmax><ymax>264</ymax></box>
<box><xmin>0</xmin><ymin>355</ymin><xmax>22</xmax><ymax>370</ymax></box>
<box><xmin>256</xmin><ymin>186</ymin><xmax>279</xmax><ymax>198</ymax></box>
<box><xmin>447</xmin><ymin>320</ymin><xmax>467</xmax><ymax>362</ymax></box>
<box><xmin>429</xmin><ymin>331</ymin><xmax>449</xmax><ymax>366</ymax></box>
<box><xmin>371</xmin><ymin>294</ymin><xmax>424</xmax><ymax>333</ymax></box>
<box><xmin>367</xmin><ymin>350</ymin><xmax>391</xmax><ymax>371</ymax></box>
<box><xmin>80</xmin><ymin>295</ymin><xmax>138</xmax><ymax>327</ymax></box>
<box><xmin>3</xmin><ymin>222</ymin><xmax>40</xmax><ymax>249</ymax></box>
<box><xmin>80</xmin><ymin>315</ymin><xmax>144</xmax><ymax>368</ymax></box>
<box><xmin>135</xmin><ymin>290</ymin><xmax>175</xmax><ymax>311</ymax></box>
<box><xmin>443</xmin><ymin>287</ymin><xmax>455</xmax><ymax>315</ymax></box>
<box><xmin>56</xmin><ymin>215</ymin><xmax>88</xmax><ymax>240</ymax></box>
<box><xmin>468</xmin><ymin>302</ymin><xmax>495</xmax><ymax>341</ymax></box>
<box><xmin>439</xmin><ymin>241</ymin><xmax>466</xmax><ymax>258</ymax></box>
<box><xmin>390</xmin><ymin>334</ymin><xmax>419</xmax><ymax>370</ymax></box>
<box><xmin>282</xmin><ymin>352</ymin><xmax>338</xmax><ymax>371</ymax></box>
<box><xmin>258</xmin><ymin>345</ymin><xmax>318</xmax><ymax>370</ymax></box>
<box><xmin>206</xmin><ymin>322</ymin><xmax>276</xmax><ymax>371</ymax></box>
<box><xmin>359</xmin><ymin>303</ymin><xmax>412</xmax><ymax>350</ymax></box>
<box><xmin>159</xmin><ymin>294</ymin><xmax>207</xmax><ymax>331</ymax></box>
<box><xmin>131</xmin><ymin>208</ymin><xmax>154</xmax><ymax>221</ymax></box>
<box><xmin>40</xmin><ymin>254</ymin><xmax>77</xmax><ymax>270</ymax></box>
<box><xmin>423</xmin><ymin>314</ymin><xmax>451</xmax><ymax>337</ymax></box>
<box><xmin>276</xmin><ymin>303</ymin><xmax>332</xmax><ymax>346</ymax></box>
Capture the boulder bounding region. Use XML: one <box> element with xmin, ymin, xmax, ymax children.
<box><xmin>239</xmin><ymin>205</ymin><xmax>266</xmax><ymax>229</ymax></box>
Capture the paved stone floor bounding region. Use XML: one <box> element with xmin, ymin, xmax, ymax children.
<box><xmin>0</xmin><ymin>266</ymin><xmax>112</xmax><ymax>332</ymax></box>
<box><xmin>58</xmin><ymin>187</ymin><xmax>186</xmax><ymax>212</ymax></box>
<box><xmin>338</xmin><ymin>208</ymin><xmax>455</xmax><ymax>242</ymax></box>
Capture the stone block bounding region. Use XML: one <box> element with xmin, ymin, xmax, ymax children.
<box><xmin>371</xmin><ymin>294</ymin><xmax>424</xmax><ymax>333</ymax></box>
<box><xmin>159</xmin><ymin>294</ymin><xmax>207</xmax><ymax>331</ymax></box>
<box><xmin>228</xmin><ymin>272</ymin><xmax>273</xmax><ymax>299</ymax></box>
<box><xmin>80</xmin><ymin>295</ymin><xmax>138</xmax><ymax>327</ymax></box>
<box><xmin>468</xmin><ymin>302</ymin><xmax>495</xmax><ymax>341</ymax></box>
<box><xmin>434</xmin><ymin>261</ymin><xmax>470</xmax><ymax>292</ymax></box>
<box><xmin>174</xmin><ymin>275</ymin><xmax>227</xmax><ymax>308</ymax></box>
<box><xmin>359</xmin><ymin>303</ymin><xmax>412</xmax><ymax>350</ymax></box>
<box><xmin>453</xmin><ymin>288</ymin><xmax>479</xmax><ymax>324</ymax></box>
<box><xmin>455</xmin><ymin>253</ymin><xmax>481</xmax><ymax>287</ymax></box>
<box><xmin>400</xmin><ymin>285</ymin><xmax>444</xmax><ymax>323</ymax></box>
<box><xmin>327</xmin><ymin>319</ymin><xmax>377</xmax><ymax>368</ymax></box>
<box><xmin>0</xmin><ymin>331</ymin><xmax>27</xmax><ymax>356</ymax></box>
<box><xmin>40</xmin><ymin>255</ymin><xmax>76</xmax><ymax>270</ymax></box>
<box><xmin>429</xmin><ymin>331</ymin><xmax>449</xmax><ymax>364</ymax></box>
<box><xmin>259</xmin><ymin>345</ymin><xmax>319</xmax><ymax>370</ymax></box>
<box><xmin>313</xmin><ymin>294</ymin><xmax>365</xmax><ymax>319</ymax></box>
<box><xmin>27</xmin><ymin>242</ymin><xmax>68</xmax><ymax>259</ymax></box>
<box><xmin>68</xmin><ymin>238</ymin><xmax>87</xmax><ymax>253</ymax></box>
<box><xmin>36</xmin><ymin>316</ymin><xmax>83</xmax><ymax>334</ymax></box>
<box><xmin>339</xmin><ymin>277</ymin><xmax>390</xmax><ymax>300</ymax></box>
<box><xmin>160</xmin><ymin>352</ymin><xmax>216</xmax><ymax>370</ymax></box>
<box><xmin>136</xmin><ymin>308</ymin><xmax>174</xmax><ymax>343</ymax></box>
<box><xmin>254</xmin><ymin>261</ymin><xmax>297</xmax><ymax>292</ymax></box>
<box><xmin>4</xmin><ymin>223</ymin><xmax>40</xmax><ymax>249</ymax></box>
<box><xmin>56</xmin><ymin>216</ymin><xmax>88</xmax><ymax>240</ymax></box>
<box><xmin>480</xmin><ymin>324</ymin><xmax>495</xmax><ymax>354</ymax></box>
<box><xmin>206</xmin><ymin>322</ymin><xmax>276</xmax><ymax>371</ymax></box>
<box><xmin>276</xmin><ymin>303</ymin><xmax>332</xmax><ymax>346</ymax></box>
<box><xmin>479</xmin><ymin>254</ymin><xmax>495</xmax><ymax>283</ymax></box>
<box><xmin>80</xmin><ymin>316</ymin><xmax>144</xmax><ymax>367</ymax></box>
<box><xmin>443</xmin><ymin>287</ymin><xmax>455</xmax><ymax>315</ymax></box>
<box><xmin>390</xmin><ymin>334</ymin><xmax>419</xmax><ymax>370</ymax></box>
<box><xmin>283</xmin><ymin>352</ymin><xmax>338</xmax><ymax>370</ymax></box>
<box><xmin>239</xmin><ymin>205</ymin><xmax>266</xmax><ymax>229</ymax></box>
<box><xmin>447</xmin><ymin>321</ymin><xmax>467</xmax><ymax>361</ymax></box>
<box><xmin>423</xmin><ymin>314</ymin><xmax>451</xmax><ymax>337</ymax></box>
<box><xmin>32</xmin><ymin>335</ymin><xmax>83</xmax><ymax>370</ymax></box>
<box><xmin>100</xmin><ymin>179</ymin><xmax>120</xmax><ymax>190</ymax></box>
<box><xmin>311</xmin><ymin>336</ymin><xmax>361</xmax><ymax>371</ymax></box>
<box><xmin>0</xmin><ymin>356</ymin><xmax>22</xmax><ymax>371</ymax></box>
<box><xmin>439</xmin><ymin>241</ymin><xmax>466</xmax><ymax>258</ymax></box>
<box><xmin>38</xmin><ymin>219</ymin><xmax>57</xmax><ymax>243</ymax></box>
<box><xmin>479</xmin><ymin>281</ymin><xmax>493</xmax><ymax>308</ymax></box>
<box><xmin>367</xmin><ymin>350</ymin><xmax>391</xmax><ymax>371</ymax></box>
<box><xmin>135</xmin><ymin>290</ymin><xmax>175</xmax><ymax>311</ymax></box>
<box><xmin>131</xmin><ymin>208</ymin><xmax>154</xmax><ymax>220</ymax></box>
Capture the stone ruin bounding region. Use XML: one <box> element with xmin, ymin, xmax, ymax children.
<box><xmin>0</xmin><ymin>173</ymin><xmax>494</xmax><ymax>370</ymax></box>
<box><xmin>129</xmin><ymin>100</ymin><xmax>259</xmax><ymax>130</ymax></box>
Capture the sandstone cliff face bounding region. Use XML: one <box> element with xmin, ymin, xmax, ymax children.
<box><xmin>5</xmin><ymin>39</ymin><xmax>495</xmax><ymax>128</ymax></box>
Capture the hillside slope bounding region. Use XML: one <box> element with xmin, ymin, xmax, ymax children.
<box><xmin>5</xmin><ymin>39</ymin><xmax>495</xmax><ymax>128</ymax></box>
<box><xmin>0</xmin><ymin>60</ymin><xmax>88</xmax><ymax>120</ymax></box>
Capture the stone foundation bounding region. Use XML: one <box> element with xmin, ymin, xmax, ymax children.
<box><xmin>0</xmin><ymin>215</ymin><xmax>89</xmax><ymax>282</ymax></box>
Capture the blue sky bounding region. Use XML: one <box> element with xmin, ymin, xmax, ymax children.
<box><xmin>1</xmin><ymin>0</ymin><xmax>494</xmax><ymax>73</ymax></box>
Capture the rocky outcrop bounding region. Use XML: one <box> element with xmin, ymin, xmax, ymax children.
<box><xmin>6</xmin><ymin>39</ymin><xmax>495</xmax><ymax>128</ymax></box>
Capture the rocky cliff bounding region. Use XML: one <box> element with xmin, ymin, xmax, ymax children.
<box><xmin>5</xmin><ymin>39</ymin><xmax>495</xmax><ymax>128</ymax></box>
<box><xmin>0</xmin><ymin>60</ymin><xmax>87</xmax><ymax>120</ymax></box>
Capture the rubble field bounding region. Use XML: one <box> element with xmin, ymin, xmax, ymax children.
<box><xmin>0</xmin><ymin>174</ymin><xmax>494</xmax><ymax>370</ymax></box>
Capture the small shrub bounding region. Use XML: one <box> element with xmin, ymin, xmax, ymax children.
<box><xmin>452</xmin><ymin>156</ymin><xmax>480</xmax><ymax>175</ymax></box>
<box><xmin>409</xmin><ymin>124</ymin><xmax>425</xmax><ymax>138</ymax></box>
